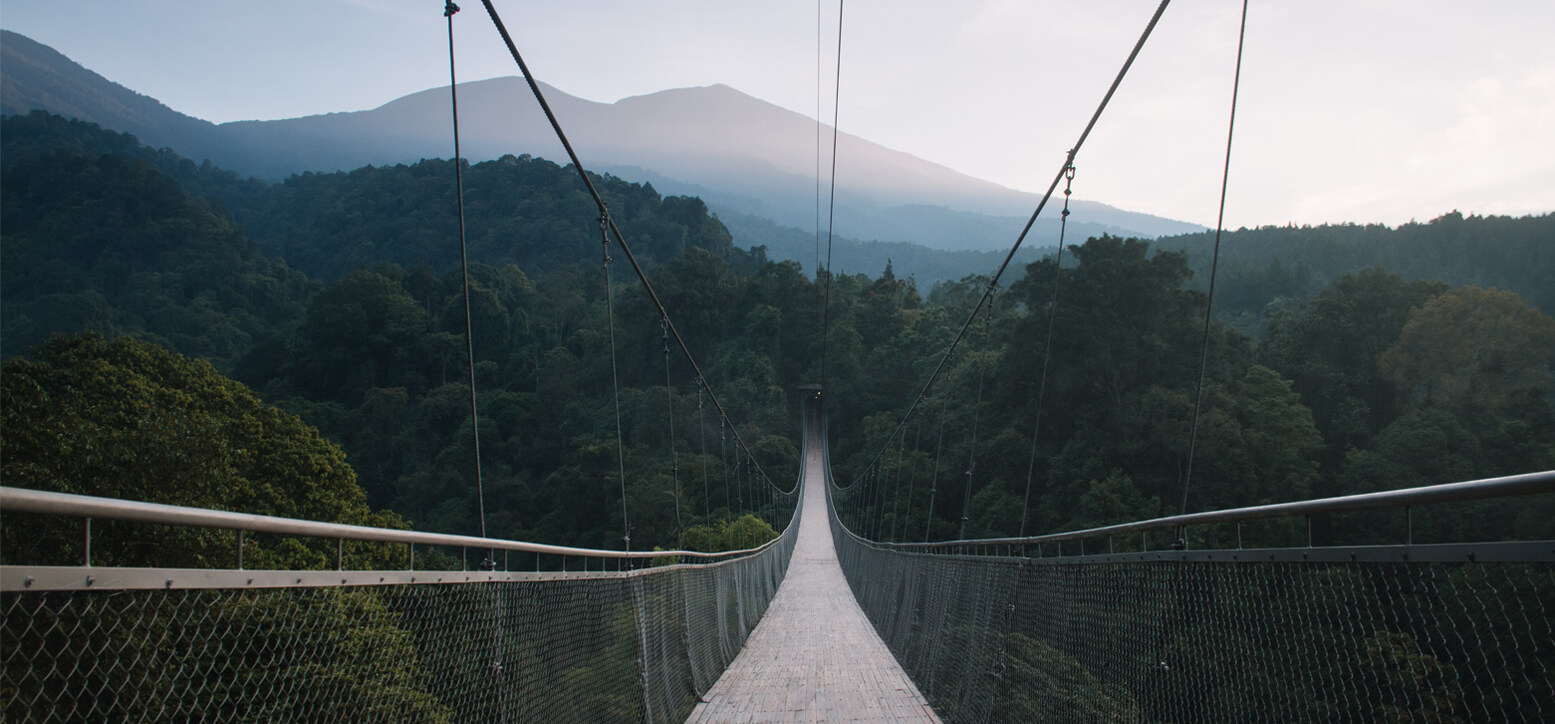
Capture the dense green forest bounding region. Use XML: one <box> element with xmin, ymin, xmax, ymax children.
<box><xmin>1</xmin><ymin>113</ymin><xmax>797</xmax><ymax>554</ymax></box>
<box><xmin>3</xmin><ymin>112</ymin><xmax>1552</xmax><ymax>555</ymax></box>
<box><xmin>828</xmin><ymin>235</ymin><xmax>1555</xmax><ymax>545</ymax></box>
<box><xmin>1156</xmin><ymin>213</ymin><xmax>1555</xmax><ymax>336</ymax></box>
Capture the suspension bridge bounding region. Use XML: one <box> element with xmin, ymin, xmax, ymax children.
<box><xmin>4</xmin><ymin>398</ymin><xmax>1553</xmax><ymax>721</ymax></box>
<box><xmin>4</xmin><ymin>0</ymin><xmax>1555</xmax><ymax>722</ymax></box>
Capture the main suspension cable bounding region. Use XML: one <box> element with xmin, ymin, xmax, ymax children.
<box><xmin>850</xmin><ymin>0</ymin><xmax>1172</xmax><ymax>485</ymax></box>
<box><xmin>1181</xmin><ymin>0</ymin><xmax>1249</xmax><ymax>517</ymax></box>
<box><xmin>476</xmin><ymin>0</ymin><xmax>788</xmax><ymax>496</ymax></box>
<box><xmin>444</xmin><ymin>1</ymin><xmax>490</xmax><ymax>548</ymax></box>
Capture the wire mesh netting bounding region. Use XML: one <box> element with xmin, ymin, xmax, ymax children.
<box><xmin>2</xmin><ymin>530</ymin><xmax>797</xmax><ymax>723</ymax></box>
<box><xmin>831</xmin><ymin>510</ymin><xmax>1554</xmax><ymax>723</ymax></box>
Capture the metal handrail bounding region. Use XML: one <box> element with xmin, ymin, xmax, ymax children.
<box><xmin>869</xmin><ymin>469</ymin><xmax>1555</xmax><ymax>551</ymax></box>
<box><xmin>0</xmin><ymin>486</ymin><xmax>778</xmax><ymax>562</ymax></box>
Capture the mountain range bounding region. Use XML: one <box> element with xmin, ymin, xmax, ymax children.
<box><xmin>0</xmin><ymin>28</ymin><xmax>1200</xmax><ymax>259</ymax></box>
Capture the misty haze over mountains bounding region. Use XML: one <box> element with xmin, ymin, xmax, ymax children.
<box><xmin>0</xmin><ymin>29</ymin><xmax>1199</xmax><ymax>263</ymax></box>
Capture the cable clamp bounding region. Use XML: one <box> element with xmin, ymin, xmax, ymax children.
<box><xmin>444</xmin><ymin>1</ymin><xmax>460</xmax><ymax>18</ymax></box>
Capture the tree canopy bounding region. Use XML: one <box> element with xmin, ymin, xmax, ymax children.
<box><xmin>3</xmin><ymin>111</ymin><xmax>1550</xmax><ymax>555</ymax></box>
<box><xmin>1</xmin><ymin>333</ymin><xmax>408</xmax><ymax>569</ymax></box>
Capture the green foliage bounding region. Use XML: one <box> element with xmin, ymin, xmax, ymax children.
<box><xmin>6</xmin><ymin>108</ymin><xmax>1549</xmax><ymax>560</ymax></box>
<box><xmin>1157</xmin><ymin>211</ymin><xmax>1555</xmax><ymax>323</ymax></box>
<box><xmin>1380</xmin><ymin>286</ymin><xmax>1555</xmax><ymax>414</ymax></box>
<box><xmin>681</xmin><ymin>515</ymin><xmax>778</xmax><ymax>553</ymax></box>
<box><xmin>1066</xmin><ymin>471</ymin><xmax>1158</xmax><ymax>531</ymax></box>
<box><xmin>0</xmin><ymin>334</ymin><xmax>448</xmax><ymax>721</ymax></box>
<box><xmin>717</xmin><ymin>209</ymin><xmax>1056</xmax><ymax>290</ymax></box>
<box><xmin>992</xmin><ymin>633</ymin><xmax>1140</xmax><ymax>722</ymax></box>
<box><xmin>0</xmin><ymin>114</ymin><xmax>805</xmax><ymax>555</ymax></box>
<box><xmin>1229</xmin><ymin>364</ymin><xmax>1323</xmax><ymax>503</ymax></box>
<box><xmin>1361</xmin><ymin>631</ymin><xmax>1465</xmax><ymax>723</ymax></box>
<box><xmin>829</xmin><ymin>234</ymin><xmax>1553</xmax><ymax>549</ymax></box>
<box><xmin>2</xmin><ymin>103</ymin><xmax>1551</xmax><ymax>723</ymax></box>
<box><xmin>0</xmin><ymin>333</ymin><xmax>407</xmax><ymax>569</ymax></box>
<box><xmin>553</xmin><ymin>600</ymin><xmax>646</xmax><ymax>719</ymax></box>
<box><xmin>225</xmin><ymin>153</ymin><xmax>756</xmax><ymax>283</ymax></box>
<box><xmin>0</xmin><ymin>129</ymin><xmax>312</xmax><ymax>368</ymax></box>
<box><xmin>4</xmin><ymin>587</ymin><xmax>456</xmax><ymax>723</ymax></box>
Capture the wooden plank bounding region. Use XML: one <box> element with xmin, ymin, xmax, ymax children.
<box><xmin>686</xmin><ymin>433</ymin><xmax>940</xmax><ymax>723</ymax></box>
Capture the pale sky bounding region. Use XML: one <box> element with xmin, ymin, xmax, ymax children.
<box><xmin>4</xmin><ymin>1</ymin><xmax>1552</xmax><ymax>230</ymax></box>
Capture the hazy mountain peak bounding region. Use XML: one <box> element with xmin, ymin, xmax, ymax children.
<box><xmin>0</xmin><ymin>30</ymin><xmax>219</xmax><ymax>157</ymax></box>
<box><xmin>1</xmin><ymin>30</ymin><xmax>1201</xmax><ymax>249</ymax></box>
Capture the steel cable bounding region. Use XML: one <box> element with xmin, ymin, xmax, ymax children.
<box><xmin>474</xmin><ymin>0</ymin><xmax>791</xmax><ymax>498</ymax></box>
<box><xmin>819</xmin><ymin>0</ymin><xmax>846</xmax><ymax>397</ymax></box>
<box><xmin>601</xmin><ymin>215</ymin><xmax>631</xmax><ymax>552</ymax></box>
<box><xmin>848</xmin><ymin>0</ymin><xmax>1174</xmax><ymax>486</ymax></box>
<box><xmin>443</xmin><ymin>1</ymin><xmax>490</xmax><ymax>550</ymax></box>
<box><xmin>1180</xmin><ymin>0</ymin><xmax>1249</xmax><ymax>516</ymax></box>
<box><xmin>1018</xmin><ymin>161</ymin><xmax>1077</xmax><ymax>537</ymax></box>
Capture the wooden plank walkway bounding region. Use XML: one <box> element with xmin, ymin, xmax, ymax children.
<box><xmin>685</xmin><ymin>434</ymin><xmax>940</xmax><ymax>723</ymax></box>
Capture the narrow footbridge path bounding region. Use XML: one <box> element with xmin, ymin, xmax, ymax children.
<box><xmin>687</xmin><ymin>427</ymin><xmax>939</xmax><ymax>723</ymax></box>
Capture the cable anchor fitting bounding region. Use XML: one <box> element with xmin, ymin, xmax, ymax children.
<box><xmin>598</xmin><ymin>210</ymin><xmax>613</xmax><ymax>264</ymax></box>
<box><xmin>1062</xmin><ymin>159</ymin><xmax>1077</xmax><ymax>216</ymax></box>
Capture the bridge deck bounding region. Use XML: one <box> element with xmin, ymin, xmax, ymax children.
<box><xmin>686</xmin><ymin>435</ymin><xmax>938</xmax><ymax>723</ymax></box>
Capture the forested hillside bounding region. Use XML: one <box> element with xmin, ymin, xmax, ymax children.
<box><xmin>0</xmin><ymin>152</ymin><xmax>312</xmax><ymax>366</ymax></box>
<box><xmin>3</xmin><ymin>112</ymin><xmax>1551</xmax><ymax>555</ymax></box>
<box><xmin>1156</xmin><ymin>214</ymin><xmax>1555</xmax><ymax>334</ymax></box>
<box><xmin>1</xmin><ymin>114</ymin><xmax>795</xmax><ymax>553</ymax></box>
<box><xmin>827</xmin><ymin>236</ymin><xmax>1555</xmax><ymax>546</ymax></box>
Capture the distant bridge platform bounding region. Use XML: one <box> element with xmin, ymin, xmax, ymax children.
<box><xmin>686</xmin><ymin>429</ymin><xmax>939</xmax><ymax>723</ymax></box>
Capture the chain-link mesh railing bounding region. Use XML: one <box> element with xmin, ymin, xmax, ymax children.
<box><xmin>831</xmin><ymin>481</ymin><xmax>1555</xmax><ymax>723</ymax></box>
<box><xmin>3</xmin><ymin>521</ymin><xmax>798</xmax><ymax>723</ymax></box>
<box><xmin>2</xmin><ymin>401</ymin><xmax>812</xmax><ymax>723</ymax></box>
<box><xmin>1</xmin><ymin>546</ymin><xmax>797</xmax><ymax>723</ymax></box>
